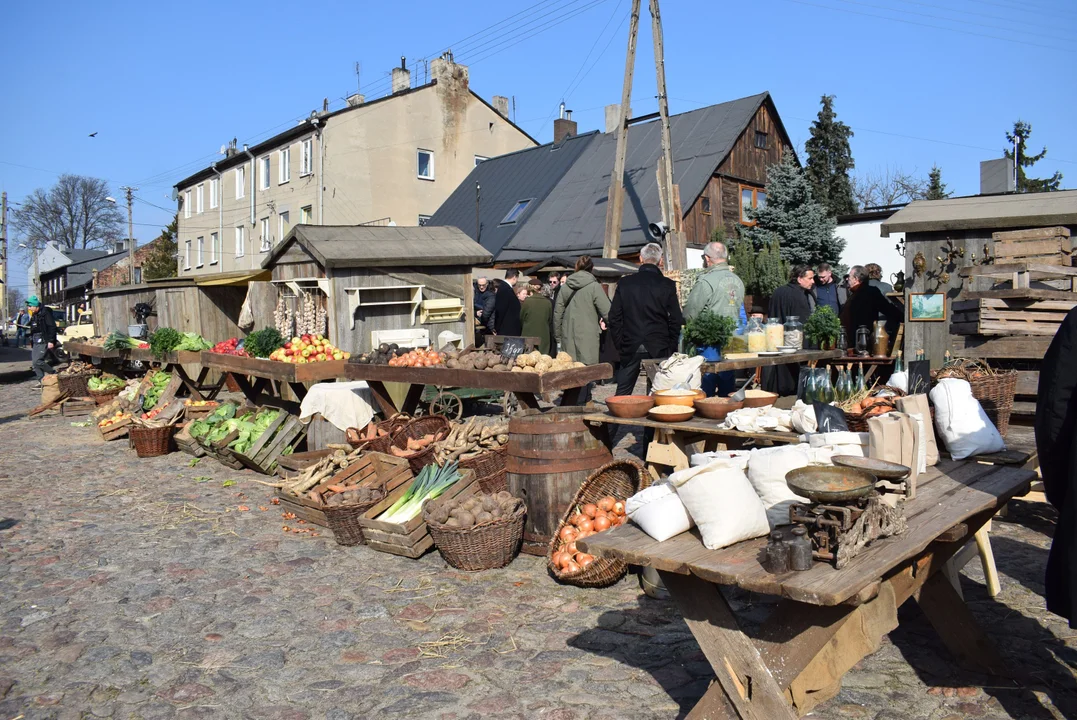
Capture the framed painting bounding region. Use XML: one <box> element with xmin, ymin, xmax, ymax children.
<box><xmin>908</xmin><ymin>292</ymin><xmax>946</xmax><ymax>321</ymax></box>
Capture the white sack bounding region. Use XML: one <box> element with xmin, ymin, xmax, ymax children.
<box><xmin>790</xmin><ymin>402</ymin><xmax>818</xmax><ymax>434</ymax></box>
<box><xmin>626</xmin><ymin>483</ymin><xmax>694</xmax><ymax>542</ymax></box>
<box><xmin>805</xmin><ymin>431</ymin><xmax>869</xmax><ymax>448</ymax></box>
<box><xmin>690</xmin><ymin>450</ymin><xmax>751</xmax><ymax>469</ymax></box>
<box><xmin>747</xmin><ymin>445</ymin><xmax>812</xmax><ymax>528</ymax></box>
<box><xmin>929</xmin><ymin>378</ymin><xmax>1005</xmax><ymax>460</ymax></box>
<box><xmin>887</xmin><ymin>371</ymin><xmax>909</xmax><ymax>393</ymax></box>
<box><xmin>669</xmin><ymin>461</ymin><xmax>769</xmax><ymax>550</ymax></box>
<box><xmin>652</xmin><ymin>354</ymin><xmax>705</xmax><ymax>392</ymax></box>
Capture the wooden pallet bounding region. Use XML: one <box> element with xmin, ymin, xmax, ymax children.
<box><xmin>951</xmin><ymin>297</ymin><xmax>1077</xmax><ymax>336</ymax></box>
<box><xmin>960</xmin><ymin>262</ymin><xmax>1077</xmax><ymax>292</ymax></box>
<box><xmin>992</xmin><ymin>227</ymin><xmax>1072</xmax><ymax>265</ymax></box>
<box><xmin>62</xmin><ymin>398</ymin><xmax>98</xmax><ymax>417</ymax></box>
<box><xmin>174</xmin><ymin>422</ymin><xmax>207</xmax><ymax>457</ymax></box>
<box><xmin>231</xmin><ymin>411</ymin><xmax>308</xmax><ymax>475</ymax></box>
<box><xmin>358</xmin><ymin>469</ymin><xmax>477</xmax><ymax>558</ymax></box>
<box><xmin>276</xmin><ymin>453</ymin><xmax>413</xmax><ymax>528</ymax></box>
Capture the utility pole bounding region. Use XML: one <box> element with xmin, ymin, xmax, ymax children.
<box><xmin>649</xmin><ymin>0</ymin><xmax>684</xmax><ymax>271</ymax></box>
<box><xmin>603</xmin><ymin>0</ymin><xmax>640</xmax><ymax>260</ymax></box>
<box><xmin>1</xmin><ymin>192</ymin><xmax>7</xmax><ymax>330</ymax></box>
<box><xmin>120</xmin><ymin>186</ymin><xmax>138</xmax><ymax>283</ymax></box>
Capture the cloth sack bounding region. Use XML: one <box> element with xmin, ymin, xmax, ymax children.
<box><xmin>790</xmin><ymin>402</ymin><xmax>817</xmax><ymax>434</ymax></box>
<box><xmin>41</xmin><ymin>374</ymin><xmax>62</xmax><ymax>406</ymax></box>
<box><xmin>896</xmin><ymin>394</ymin><xmax>939</xmax><ymax>466</ymax></box>
<box><xmin>929</xmin><ymin>378</ymin><xmax>1005</xmax><ymax>460</ymax></box>
<box><xmin>802</xmin><ymin>430</ymin><xmax>868</xmax><ymax>463</ymax></box>
<box><xmin>669</xmin><ymin>460</ymin><xmax>770</xmax><ymax>550</ymax></box>
<box><xmin>690</xmin><ymin>450</ymin><xmax>750</xmax><ymax>469</ymax></box>
<box><xmin>746</xmin><ymin>445</ymin><xmax>812</xmax><ymax>528</ymax></box>
<box><xmin>298</xmin><ymin>380</ymin><xmax>376</xmax><ymax>432</ymax></box>
<box><xmin>887</xmin><ymin>371</ymin><xmax>909</xmax><ymax>393</ymax></box>
<box><xmin>652</xmin><ymin>353</ymin><xmax>704</xmax><ymax>392</ymax></box>
<box><xmin>626</xmin><ymin>482</ymin><xmax>694</xmax><ymax>542</ymax></box>
<box><xmin>805</xmin><ymin>431</ymin><xmax>869</xmax><ymax>447</ymax></box>
<box><xmin>867</xmin><ymin>412</ymin><xmax>921</xmax><ymax>487</ymax></box>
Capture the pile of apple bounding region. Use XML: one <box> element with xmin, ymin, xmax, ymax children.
<box><xmin>98</xmin><ymin>411</ymin><xmax>131</xmax><ymax>428</ymax></box>
<box><xmin>212</xmin><ymin>338</ymin><xmax>248</xmax><ymax>356</ymax></box>
<box><xmin>269</xmin><ymin>334</ymin><xmax>351</xmax><ymax>364</ymax></box>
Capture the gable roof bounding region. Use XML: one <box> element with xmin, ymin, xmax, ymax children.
<box><xmin>63</xmin><ymin>251</ymin><xmax>127</xmax><ymax>288</ymax></box>
<box><xmin>428</xmin><ymin>92</ymin><xmax>787</xmax><ymax>262</ymax></box>
<box><xmin>63</xmin><ymin>248</ymin><xmax>110</xmax><ymax>263</ymax></box>
<box><xmin>881</xmin><ymin>190</ymin><xmax>1077</xmax><ymax>236</ymax></box>
<box><xmin>262</xmin><ymin>225</ymin><xmax>492</xmax><ymax>270</ymax></box>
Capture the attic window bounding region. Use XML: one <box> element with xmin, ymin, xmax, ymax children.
<box><xmin>754</xmin><ymin>131</ymin><xmax>768</xmax><ymax>149</ymax></box>
<box><xmin>500</xmin><ymin>199</ymin><xmax>534</xmax><ymax>225</ymax></box>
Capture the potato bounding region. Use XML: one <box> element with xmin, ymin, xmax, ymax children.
<box><xmin>511</xmin><ymin>366</ymin><xmax>523</xmax><ymax>372</ymax></box>
<box><xmin>475</xmin><ymin>511</ymin><xmax>493</xmax><ymax>525</ymax></box>
<box><xmin>456</xmin><ymin>511</ymin><xmax>475</xmax><ymax>528</ymax></box>
<box><xmin>473</xmin><ymin>355</ymin><xmax>489</xmax><ymax>370</ymax></box>
<box><xmin>557</xmin><ymin>351</ymin><xmax>572</xmax><ymax>363</ymax></box>
<box><xmin>496</xmin><ymin>491</ymin><xmax>513</xmax><ymax>502</ymax></box>
<box><xmin>445</xmin><ymin>359</ymin><xmax>459</xmax><ymax>369</ymax></box>
<box><xmin>446</xmin><ymin>517</ymin><xmax>461</xmax><ymax>527</ymax></box>
<box><xmin>481</xmin><ymin>496</ymin><xmax>498</xmax><ymax>513</ymax></box>
<box><xmin>432</xmin><ymin>508</ymin><xmax>450</xmax><ymax>524</ymax></box>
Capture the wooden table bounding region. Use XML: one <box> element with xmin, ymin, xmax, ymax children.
<box><xmin>66</xmin><ymin>343</ymin><xmax>223</xmax><ymax>400</ymax></box>
<box><xmin>579</xmin><ymin>459</ymin><xmax>1035</xmax><ymax>719</ymax></box>
<box><xmin>584</xmin><ymin>410</ymin><xmax>799</xmax><ymax>479</ymax></box>
<box><xmin>65</xmin><ymin>341</ymin><xmax>123</xmax><ymax>362</ymax></box>
<box><xmin>643</xmin><ymin>350</ymin><xmax>842</xmax><ymax>380</ymax></box>
<box><xmin>342</xmin><ymin>362</ymin><xmax>613</xmax><ymax>417</ymax></box>
<box><xmin>200</xmin><ymin>352</ymin><xmax>348</xmax><ymax>404</ymax></box>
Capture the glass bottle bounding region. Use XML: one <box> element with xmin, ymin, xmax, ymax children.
<box><xmin>856</xmin><ymin>363</ymin><xmax>867</xmax><ymax>393</ymax></box>
<box><xmin>802</xmin><ymin>367</ymin><xmax>817</xmax><ymax>404</ymax></box>
<box><xmin>784</xmin><ymin>316</ymin><xmax>804</xmax><ymax>350</ymax></box>
<box><xmin>819</xmin><ymin>368</ymin><xmax>835</xmax><ymax>404</ymax></box>
<box><xmin>894</xmin><ymin>350</ymin><xmax>904</xmax><ymax>373</ymax></box>
<box><xmin>837</xmin><ymin>365</ymin><xmax>850</xmax><ymax>401</ymax></box>
<box><xmin>765</xmin><ymin>317</ymin><xmax>784</xmax><ymax>351</ymax></box>
<box><xmin>746</xmin><ymin>317</ymin><xmax>766</xmax><ymax>353</ymax></box>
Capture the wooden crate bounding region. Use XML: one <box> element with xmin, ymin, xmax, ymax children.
<box><xmin>276</xmin><ymin>453</ymin><xmax>413</xmax><ymax>528</ymax></box>
<box><xmin>358</xmin><ymin>469</ymin><xmax>477</xmax><ymax>558</ymax></box>
<box><xmin>992</xmin><ymin>227</ymin><xmax>1072</xmax><ymax>265</ymax></box>
<box><xmin>232</xmin><ymin>411</ymin><xmax>308</xmax><ymax>475</ymax></box>
<box><xmin>97</xmin><ymin>415</ymin><xmax>133</xmax><ymax>441</ymax></box>
<box><xmin>174</xmin><ymin>422</ymin><xmax>207</xmax><ymax>457</ymax></box>
<box><xmin>199</xmin><ymin>428</ymin><xmax>245</xmax><ymax>470</ymax></box>
<box><xmin>275</xmin><ymin>449</ymin><xmax>335</xmax><ymax>480</ymax></box>
<box><xmin>62</xmin><ymin>398</ymin><xmax>98</xmax><ymax>417</ymax></box>
<box><xmin>951</xmin><ymin>297</ymin><xmax>1077</xmax><ymax>336</ymax></box>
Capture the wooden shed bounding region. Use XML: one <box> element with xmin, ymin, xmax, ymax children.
<box><xmin>261</xmin><ymin>225</ymin><xmax>492</xmax><ymax>353</ymax></box>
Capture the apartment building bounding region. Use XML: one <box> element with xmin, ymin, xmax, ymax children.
<box><xmin>174</xmin><ymin>55</ymin><xmax>536</xmax><ymax>277</ymax></box>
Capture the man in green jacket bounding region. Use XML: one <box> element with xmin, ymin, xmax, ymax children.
<box><xmin>683</xmin><ymin>242</ymin><xmax>745</xmax><ymax>397</ymax></box>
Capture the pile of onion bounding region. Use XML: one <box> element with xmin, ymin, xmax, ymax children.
<box><xmin>550</xmin><ymin>496</ymin><xmax>627</xmax><ymax>575</ymax></box>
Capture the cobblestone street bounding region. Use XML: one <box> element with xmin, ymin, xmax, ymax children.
<box><xmin>1</xmin><ymin>377</ymin><xmax>1075</xmax><ymax>719</ymax></box>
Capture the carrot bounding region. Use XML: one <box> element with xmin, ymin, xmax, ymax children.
<box><xmin>327</xmin><ymin>484</ymin><xmax>348</xmax><ymax>493</ymax></box>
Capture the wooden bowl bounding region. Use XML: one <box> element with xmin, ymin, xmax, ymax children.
<box><xmin>693</xmin><ymin>397</ymin><xmax>744</xmax><ymax>421</ymax></box>
<box><xmin>732</xmin><ymin>390</ymin><xmax>778</xmax><ymax>408</ymax></box>
<box><xmin>653</xmin><ymin>390</ymin><xmax>697</xmax><ymax>407</ymax></box>
<box><xmin>606</xmin><ymin>395</ymin><xmax>655</xmax><ymax>419</ymax></box>
<box><xmin>648</xmin><ymin>406</ymin><xmax>695</xmax><ymax>423</ymax></box>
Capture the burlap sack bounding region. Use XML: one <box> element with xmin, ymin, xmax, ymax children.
<box><xmin>41</xmin><ymin>374</ymin><xmax>62</xmax><ymax>405</ymax></box>
<box><xmin>896</xmin><ymin>394</ymin><xmax>939</xmax><ymax>466</ymax></box>
<box><xmin>867</xmin><ymin>411</ymin><xmax>920</xmax><ymax>494</ymax></box>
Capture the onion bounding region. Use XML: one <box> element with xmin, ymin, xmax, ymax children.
<box><xmin>576</xmin><ymin>529</ymin><xmax>592</xmax><ymax>539</ymax></box>
<box><xmin>597</xmin><ymin>497</ymin><xmax>615</xmax><ymax>512</ymax></box>
<box><xmin>568</xmin><ymin>512</ymin><xmax>584</xmax><ymax>527</ymax></box>
<box><xmin>551</xmin><ymin>551</ymin><xmax>567</xmax><ymax>568</ymax></box>
<box><xmin>563</xmin><ymin>561</ymin><xmax>581</xmax><ymax>574</ymax></box>
<box><xmin>593</xmin><ymin>515</ymin><xmax>611</xmax><ymax>532</ymax></box>
<box><xmin>566</xmin><ymin>541</ymin><xmax>578</xmax><ymax>555</ymax></box>
<box><xmin>612</xmin><ymin>501</ymin><xmax>626</xmax><ymax>516</ymax></box>
<box><xmin>559</xmin><ymin>526</ymin><xmax>578</xmax><ymax>542</ymax></box>
<box><xmin>581</xmin><ymin>503</ymin><xmax>598</xmax><ymax>518</ymax></box>
<box><xmin>575</xmin><ymin>553</ymin><xmax>595</xmax><ymax>567</ymax></box>
<box><xmin>576</xmin><ymin>518</ymin><xmax>594</xmax><ymax>534</ymax></box>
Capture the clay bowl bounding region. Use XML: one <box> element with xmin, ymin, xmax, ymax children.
<box><xmin>606</xmin><ymin>395</ymin><xmax>655</xmax><ymax>419</ymax></box>
<box><xmin>732</xmin><ymin>389</ymin><xmax>778</xmax><ymax>409</ymax></box>
<box><xmin>653</xmin><ymin>389</ymin><xmax>697</xmax><ymax>408</ymax></box>
<box><xmin>648</xmin><ymin>406</ymin><xmax>695</xmax><ymax>423</ymax></box>
<box><xmin>694</xmin><ymin>397</ymin><xmax>744</xmax><ymax>421</ymax></box>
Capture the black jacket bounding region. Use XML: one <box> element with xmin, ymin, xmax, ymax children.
<box><xmin>608</xmin><ymin>264</ymin><xmax>683</xmax><ymax>358</ymax></box>
<box><xmin>492</xmin><ymin>279</ymin><xmax>522</xmax><ymax>336</ymax></box>
<box><xmin>769</xmin><ymin>281</ymin><xmax>816</xmax><ymax>323</ymax></box>
<box><xmin>842</xmin><ymin>283</ymin><xmax>902</xmax><ymax>338</ymax></box>
<box><xmin>1037</xmin><ymin>307</ymin><xmax>1077</xmax><ymax>626</ymax></box>
<box><xmin>29</xmin><ymin>307</ymin><xmax>58</xmax><ymax>344</ymax></box>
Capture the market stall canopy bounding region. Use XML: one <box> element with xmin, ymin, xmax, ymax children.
<box><xmin>263</xmin><ymin>225</ymin><xmax>493</xmax><ymax>270</ymax></box>
<box><xmin>881</xmin><ymin>189</ymin><xmax>1077</xmax><ymax>237</ymax></box>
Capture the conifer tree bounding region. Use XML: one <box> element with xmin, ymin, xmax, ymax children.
<box><xmin>925</xmin><ymin>165</ymin><xmax>950</xmax><ymax>200</ymax></box>
<box><xmin>804</xmin><ymin>95</ymin><xmax>857</xmax><ymax>216</ymax></box>
<box><xmin>1005</xmin><ymin>120</ymin><xmax>1063</xmax><ymax>193</ymax></box>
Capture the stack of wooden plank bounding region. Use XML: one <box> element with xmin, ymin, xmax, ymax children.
<box><xmin>992</xmin><ymin>226</ymin><xmax>1072</xmax><ymax>266</ymax></box>
<box><xmin>951</xmin><ymin>297</ymin><xmax>1076</xmax><ymax>337</ymax></box>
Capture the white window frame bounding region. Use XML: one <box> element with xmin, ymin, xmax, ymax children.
<box><xmin>235</xmin><ymin>226</ymin><xmax>245</xmax><ymax>259</ymax></box>
<box><xmin>417</xmin><ymin>149</ymin><xmax>434</xmax><ymax>180</ymax></box>
<box><xmin>183</xmin><ymin>190</ymin><xmax>191</xmax><ymax>219</ymax></box>
<box><xmin>196</xmin><ymin>236</ymin><xmax>204</xmax><ymax>267</ymax></box>
<box><xmin>300</xmin><ymin>205</ymin><xmax>313</xmax><ymax>224</ymax></box>
<box><xmin>300</xmin><ymin>138</ymin><xmax>313</xmax><ymax>176</ymax></box>
<box><xmin>235</xmin><ymin>165</ymin><xmax>246</xmax><ymax>199</ymax></box>
<box><xmin>210</xmin><ymin>231</ymin><xmax>219</xmax><ymax>265</ymax></box>
<box><xmin>278</xmin><ymin>147</ymin><xmax>290</xmax><ymax>184</ymax></box>
<box><xmin>499</xmin><ymin>198</ymin><xmax>534</xmax><ymax>225</ymax></box>
<box><xmin>196</xmin><ymin>183</ymin><xmax>204</xmax><ymax>214</ymax></box>
<box><xmin>278</xmin><ymin>211</ymin><xmax>290</xmax><ymax>244</ymax></box>
<box><xmin>260</xmin><ymin>156</ymin><xmax>271</xmax><ymax>190</ymax></box>
<box><xmin>474</xmin><ymin>155</ymin><xmax>488</xmax><ymax>166</ymax></box>
<box><xmin>184</xmin><ymin>239</ymin><xmax>191</xmax><ymax>269</ymax></box>
<box><xmin>260</xmin><ymin>217</ymin><xmax>271</xmax><ymax>252</ymax></box>
<box><xmin>209</xmin><ymin>177</ymin><xmax>219</xmax><ymax>209</ymax></box>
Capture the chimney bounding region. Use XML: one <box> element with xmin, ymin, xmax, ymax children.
<box><xmin>554</xmin><ymin>110</ymin><xmax>576</xmax><ymax>144</ymax></box>
<box><xmin>392</xmin><ymin>56</ymin><xmax>410</xmax><ymax>94</ymax></box>
<box><xmin>431</xmin><ymin>52</ymin><xmax>469</xmax><ymax>94</ymax></box>
<box><xmin>980</xmin><ymin>158</ymin><xmax>1016</xmax><ymax>194</ymax></box>
<box><xmin>492</xmin><ymin>95</ymin><xmax>509</xmax><ymax>118</ymax></box>
<box><xmin>346</xmin><ymin>93</ymin><xmax>365</xmax><ymax>107</ymax></box>
<box><xmin>605</xmin><ymin>103</ymin><xmax>628</xmax><ymax>134</ymax></box>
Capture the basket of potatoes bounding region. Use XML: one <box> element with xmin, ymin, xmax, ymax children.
<box><xmin>423</xmin><ymin>491</ymin><xmax>526</xmax><ymax>571</ymax></box>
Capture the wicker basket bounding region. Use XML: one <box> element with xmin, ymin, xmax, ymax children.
<box><xmin>968</xmin><ymin>371</ymin><xmax>1018</xmax><ymax>436</ymax></box>
<box><xmin>843</xmin><ymin>386</ymin><xmax>906</xmax><ymax>433</ymax></box>
<box><xmin>546</xmin><ymin>459</ymin><xmax>650</xmax><ymax>588</ymax></box>
<box><xmin>58</xmin><ymin>371</ymin><xmax>98</xmax><ymax>399</ymax></box>
<box><xmin>346</xmin><ymin>417</ymin><xmax>400</xmax><ymax>453</ymax></box>
<box><xmin>424</xmin><ymin>502</ymin><xmax>525</xmax><ymax>571</ymax></box>
<box><xmin>129</xmin><ymin>424</ymin><xmax>175</xmax><ymax>458</ymax></box>
<box><xmin>477</xmin><ymin>469</ymin><xmax>508</xmax><ymax>495</ymax></box>
<box><xmin>89</xmin><ymin>388</ymin><xmax>122</xmax><ymax>406</ymax></box>
<box><xmin>391</xmin><ymin>415</ymin><xmax>451</xmax><ymax>474</ymax></box>
<box><xmin>460</xmin><ymin>446</ymin><xmax>506</xmax><ymax>477</ymax></box>
<box><xmin>323</xmin><ymin>491</ymin><xmax>388</xmax><ymax>546</ymax></box>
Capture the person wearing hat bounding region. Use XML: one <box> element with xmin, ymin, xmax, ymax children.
<box><xmin>26</xmin><ymin>296</ymin><xmax>58</xmax><ymax>387</ymax></box>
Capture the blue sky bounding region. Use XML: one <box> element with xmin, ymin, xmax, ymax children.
<box><xmin>2</xmin><ymin>0</ymin><xmax>1075</xmax><ymax>298</ymax></box>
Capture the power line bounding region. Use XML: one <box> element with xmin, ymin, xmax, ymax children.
<box><xmin>825</xmin><ymin>0</ymin><xmax>1072</xmax><ymax>43</ymax></box>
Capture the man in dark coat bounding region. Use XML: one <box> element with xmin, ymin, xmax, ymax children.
<box><xmin>26</xmin><ymin>296</ymin><xmax>58</xmax><ymax>388</ymax></box>
<box><xmin>492</xmin><ymin>269</ymin><xmax>522</xmax><ymax>336</ymax></box>
<box><xmin>763</xmin><ymin>266</ymin><xmax>817</xmax><ymax>395</ymax></box>
<box><xmin>1037</xmin><ymin>306</ymin><xmax>1077</xmax><ymax>627</ymax></box>
<box><xmin>608</xmin><ymin>243</ymin><xmax>684</xmax><ymax>397</ymax></box>
<box><xmin>842</xmin><ymin>265</ymin><xmax>902</xmax><ymax>340</ymax></box>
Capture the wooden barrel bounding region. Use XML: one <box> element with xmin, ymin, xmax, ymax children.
<box><xmin>506</xmin><ymin>407</ymin><xmax>613</xmax><ymax>555</ymax></box>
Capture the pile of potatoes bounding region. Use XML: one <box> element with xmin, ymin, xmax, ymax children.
<box><xmin>427</xmin><ymin>491</ymin><xmax>524</xmax><ymax>529</ymax></box>
<box><xmin>444</xmin><ymin>349</ymin><xmax>512</xmax><ymax>371</ymax></box>
<box><xmin>511</xmin><ymin>350</ymin><xmax>584</xmax><ymax>374</ymax></box>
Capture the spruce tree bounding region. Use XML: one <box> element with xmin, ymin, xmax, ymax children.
<box><xmin>142</xmin><ymin>216</ymin><xmax>179</xmax><ymax>280</ymax></box>
<box><xmin>804</xmin><ymin>95</ymin><xmax>857</xmax><ymax>216</ymax></box>
<box><xmin>740</xmin><ymin>151</ymin><xmax>843</xmax><ymax>267</ymax></box>
<box><xmin>925</xmin><ymin>165</ymin><xmax>950</xmax><ymax>200</ymax></box>
<box><xmin>1005</xmin><ymin>120</ymin><xmax>1063</xmax><ymax>193</ymax></box>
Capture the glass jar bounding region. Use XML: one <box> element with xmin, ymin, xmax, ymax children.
<box><xmin>765</xmin><ymin>317</ymin><xmax>784</xmax><ymax>351</ymax></box>
<box><xmin>746</xmin><ymin>317</ymin><xmax>766</xmax><ymax>353</ymax></box>
<box><xmin>855</xmin><ymin>326</ymin><xmax>871</xmax><ymax>356</ymax></box>
<box><xmin>783</xmin><ymin>316</ymin><xmax>803</xmax><ymax>350</ymax></box>
<box><xmin>873</xmin><ymin>320</ymin><xmax>889</xmax><ymax>357</ymax></box>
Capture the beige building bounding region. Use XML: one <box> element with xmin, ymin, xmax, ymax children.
<box><xmin>174</xmin><ymin>55</ymin><xmax>536</xmax><ymax>277</ymax></box>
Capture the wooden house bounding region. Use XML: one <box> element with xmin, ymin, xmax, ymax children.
<box><xmin>260</xmin><ymin>225</ymin><xmax>492</xmax><ymax>353</ymax></box>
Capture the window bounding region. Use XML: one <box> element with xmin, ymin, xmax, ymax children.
<box><xmin>418</xmin><ymin>215</ymin><xmax>431</xmax><ymax>226</ymax></box>
<box><xmin>184</xmin><ymin>239</ymin><xmax>191</xmax><ymax>269</ymax></box>
<box><xmin>134</xmin><ymin>267</ymin><xmax>142</xmax><ymax>284</ymax></box>
<box><xmin>184</xmin><ymin>190</ymin><xmax>191</xmax><ymax>219</ymax></box>
<box><xmin>739</xmin><ymin>186</ymin><xmax>767</xmax><ymax>225</ymax></box>
<box><xmin>196</xmin><ymin>183</ymin><xmax>204</xmax><ymax>214</ymax></box>
<box><xmin>700</xmin><ymin>196</ymin><xmax>711</xmax><ymax>215</ymax></box>
<box><xmin>754</xmin><ymin>131</ymin><xmax>768</xmax><ymax>149</ymax></box>
<box><xmin>210</xmin><ymin>232</ymin><xmax>219</xmax><ymax>264</ymax></box>
<box><xmin>235</xmin><ymin>165</ymin><xmax>246</xmax><ymax>199</ymax></box>
<box><xmin>417</xmin><ymin>149</ymin><xmax>434</xmax><ymax>180</ymax></box>
<box><xmin>278</xmin><ymin>211</ymin><xmax>290</xmax><ymax>243</ymax></box>
<box><xmin>260</xmin><ymin>217</ymin><xmax>271</xmax><ymax>252</ymax></box>
<box><xmin>196</xmin><ymin>236</ymin><xmax>204</xmax><ymax>267</ymax></box>
<box><xmin>278</xmin><ymin>147</ymin><xmax>290</xmax><ymax>184</ymax></box>
<box><xmin>474</xmin><ymin>155</ymin><xmax>488</xmax><ymax>166</ymax></box>
<box><xmin>301</xmin><ymin>138</ymin><xmax>313</xmax><ymax>175</ymax></box>
<box><xmin>209</xmin><ymin>177</ymin><xmax>219</xmax><ymax>209</ymax></box>
<box><xmin>235</xmin><ymin>226</ymin><xmax>246</xmax><ymax>258</ymax></box>
<box><xmin>499</xmin><ymin>199</ymin><xmax>533</xmax><ymax>225</ymax></box>
<box><xmin>260</xmin><ymin>156</ymin><xmax>270</xmax><ymax>190</ymax></box>
<box><xmin>300</xmin><ymin>205</ymin><xmax>313</xmax><ymax>224</ymax></box>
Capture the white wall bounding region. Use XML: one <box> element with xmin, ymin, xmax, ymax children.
<box><xmin>836</xmin><ymin>219</ymin><xmax>906</xmax><ymax>282</ymax></box>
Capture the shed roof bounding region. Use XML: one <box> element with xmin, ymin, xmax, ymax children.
<box><xmin>263</xmin><ymin>225</ymin><xmax>493</xmax><ymax>270</ymax></box>
<box><xmin>881</xmin><ymin>190</ymin><xmax>1077</xmax><ymax>236</ymax></box>
<box><xmin>59</xmin><ymin>251</ymin><xmax>127</xmax><ymax>288</ymax></box>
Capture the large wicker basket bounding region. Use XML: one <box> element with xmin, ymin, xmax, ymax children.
<box><xmin>89</xmin><ymin>387</ymin><xmax>122</xmax><ymax>406</ymax></box>
<box><xmin>843</xmin><ymin>386</ymin><xmax>906</xmax><ymax>433</ymax></box>
<box><xmin>391</xmin><ymin>415</ymin><xmax>451</xmax><ymax>474</ymax></box>
<box><xmin>546</xmin><ymin>459</ymin><xmax>650</xmax><ymax>588</ymax></box>
<box><xmin>424</xmin><ymin>501</ymin><xmax>525</xmax><ymax>571</ymax></box>
<box><xmin>129</xmin><ymin>424</ymin><xmax>175</xmax><ymax>458</ymax></box>
<box><xmin>58</xmin><ymin>371</ymin><xmax>98</xmax><ymax>399</ymax></box>
<box><xmin>323</xmin><ymin>491</ymin><xmax>388</xmax><ymax>546</ymax></box>
<box><xmin>477</xmin><ymin>469</ymin><xmax>508</xmax><ymax>495</ymax></box>
<box><xmin>968</xmin><ymin>371</ymin><xmax>1018</xmax><ymax>436</ymax></box>
<box><xmin>346</xmin><ymin>416</ymin><xmax>404</xmax><ymax>454</ymax></box>
<box><xmin>459</xmin><ymin>446</ymin><xmax>507</xmax><ymax>493</ymax></box>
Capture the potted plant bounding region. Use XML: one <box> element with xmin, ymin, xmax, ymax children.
<box><xmin>804</xmin><ymin>306</ymin><xmax>842</xmax><ymax>350</ymax></box>
<box><xmin>684</xmin><ymin>311</ymin><xmax>737</xmax><ymax>361</ymax></box>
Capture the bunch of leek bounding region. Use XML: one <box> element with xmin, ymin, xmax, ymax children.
<box><xmin>104</xmin><ymin>332</ymin><xmax>142</xmax><ymax>351</ymax></box>
<box><xmin>377</xmin><ymin>462</ymin><xmax>461</xmax><ymax>524</ymax></box>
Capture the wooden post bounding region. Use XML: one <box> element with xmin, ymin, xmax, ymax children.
<box><xmin>650</xmin><ymin>0</ymin><xmax>684</xmax><ymax>270</ymax></box>
<box><xmin>602</xmin><ymin>0</ymin><xmax>641</xmax><ymax>260</ymax></box>
<box><xmin>463</xmin><ymin>271</ymin><xmax>475</xmax><ymax>349</ymax></box>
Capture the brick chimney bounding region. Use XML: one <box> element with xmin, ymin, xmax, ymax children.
<box><xmin>492</xmin><ymin>95</ymin><xmax>509</xmax><ymax>118</ymax></box>
<box><xmin>605</xmin><ymin>103</ymin><xmax>629</xmax><ymax>134</ymax></box>
<box><xmin>392</xmin><ymin>56</ymin><xmax>410</xmax><ymax>94</ymax></box>
<box><xmin>554</xmin><ymin>110</ymin><xmax>576</xmax><ymax>144</ymax></box>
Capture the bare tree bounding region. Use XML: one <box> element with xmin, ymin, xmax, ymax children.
<box><xmin>852</xmin><ymin>167</ymin><xmax>928</xmax><ymax>211</ymax></box>
<box><xmin>12</xmin><ymin>175</ymin><xmax>125</xmax><ymax>257</ymax></box>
